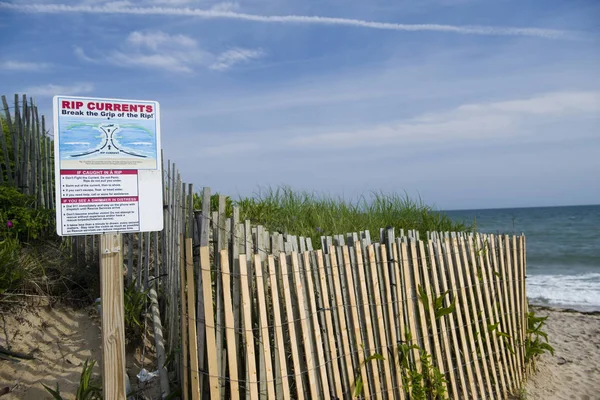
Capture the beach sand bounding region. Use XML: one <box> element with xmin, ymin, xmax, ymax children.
<box><xmin>1</xmin><ymin>302</ymin><xmax>599</xmax><ymax>399</ymax></box>
<box><xmin>524</xmin><ymin>306</ymin><xmax>600</xmax><ymax>400</ymax></box>
<box><xmin>0</xmin><ymin>303</ymin><xmax>160</xmax><ymax>399</ymax></box>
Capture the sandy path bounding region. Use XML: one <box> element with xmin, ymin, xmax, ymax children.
<box><xmin>524</xmin><ymin>306</ymin><xmax>600</xmax><ymax>400</ymax></box>
<box><xmin>0</xmin><ymin>304</ymin><xmax>102</xmax><ymax>399</ymax></box>
<box><xmin>0</xmin><ymin>303</ymin><xmax>162</xmax><ymax>399</ymax></box>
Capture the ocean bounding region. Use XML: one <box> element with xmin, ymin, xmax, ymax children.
<box><xmin>445</xmin><ymin>205</ymin><xmax>600</xmax><ymax>312</ymax></box>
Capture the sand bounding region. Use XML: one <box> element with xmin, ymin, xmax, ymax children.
<box><xmin>1</xmin><ymin>302</ymin><xmax>599</xmax><ymax>399</ymax></box>
<box><xmin>0</xmin><ymin>302</ymin><xmax>161</xmax><ymax>399</ymax></box>
<box><xmin>524</xmin><ymin>306</ymin><xmax>600</xmax><ymax>400</ymax></box>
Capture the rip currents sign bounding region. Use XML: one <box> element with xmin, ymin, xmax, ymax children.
<box><xmin>53</xmin><ymin>96</ymin><xmax>163</xmax><ymax>236</ymax></box>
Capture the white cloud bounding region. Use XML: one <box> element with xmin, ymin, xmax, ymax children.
<box><xmin>23</xmin><ymin>82</ymin><xmax>95</xmax><ymax>97</ymax></box>
<box><xmin>76</xmin><ymin>30</ymin><xmax>263</xmax><ymax>73</ymax></box>
<box><xmin>289</xmin><ymin>91</ymin><xmax>600</xmax><ymax>148</ymax></box>
<box><xmin>0</xmin><ymin>2</ymin><xmax>575</xmax><ymax>40</ymax></box>
<box><xmin>0</xmin><ymin>60</ymin><xmax>51</xmax><ymax>71</ymax></box>
<box><xmin>210</xmin><ymin>48</ymin><xmax>264</xmax><ymax>71</ymax></box>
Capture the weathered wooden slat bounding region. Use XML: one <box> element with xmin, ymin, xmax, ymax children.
<box><xmin>488</xmin><ymin>234</ymin><xmax>516</xmax><ymax>393</ymax></box>
<box><xmin>378</xmin><ymin>244</ymin><xmax>405</xmax><ymax>400</ymax></box>
<box><xmin>496</xmin><ymin>235</ymin><xmax>519</xmax><ymax>392</ymax></box>
<box><xmin>341</xmin><ymin>246</ymin><xmax>369</xmax><ymax>398</ymax></box>
<box><xmin>201</xmin><ymin>246</ymin><xmax>221</xmax><ymax>399</ymax></box>
<box><xmin>280</xmin><ymin>254</ymin><xmax>305</xmax><ymax>400</ymax></box>
<box><xmin>254</xmin><ymin>254</ymin><xmax>276</xmax><ymax>399</ymax></box>
<box><xmin>220</xmin><ymin>249</ymin><xmax>240</xmax><ymax>400</ymax></box>
<box><xmin>367</xmin><ymin>245</ymin><xmax>393</xmax><ymax>399</ymax></box>
<box><xmin>453</xmin><ymin>237</ymin><xmax>485</xmax><ymax>398</ymax></box>
<box><xmin>328</xmin><ymin>246</ymin><xmax>354</xmax><ymax>399</ymax></box>
<box><xmin>445</xmin><ymin>237</ymin><xmax>478</xmax><ymax>398</ymax></box>
<box><xmin>302</xmin><ymin>251</ymin><xmax>330</xmax><ymax>398</ymax></box>
<box><xmin>186</xmin><ymin>238</ymin><xmax>201</xmax><ymax>400</ymax></box>
<box><xmin>507</xmin><ymin>235</ymin><xmax>524</xmax><ymax>386</ymax></box>
<box><xmin>291</xmin><ymin>252</ymin><xmax>321</xmax><ymax>399</ymax></box>
<box><xmin>398</xmin><ymin>240</ymin><xmax>421</xmax><ymax>373</ymax></box>
<box><xmin>409</xmin><ymin>239</ymin><xmax>431</xmax><ymax>360</ymax></box>
<box><xmin>520</xmin><ymin>235</ymin><xmax>528</xmax><ymax>377</ymax></box>
<box><xmin>427</xmin><ymin>239</ymin><xmax>456</xmax><ymax>400</ymax></box>
<box><xmin>315</xmin><ymin>250</ymin><xmax>343</xmax><ymax>398</ymax></box>
<box><xmin>434</xmin><ymin>238</ymin><xmax>468</xmax><ymax>399</ymax></box>
<box><xmin>0</xmin><ymin>96</ymin><xmax>15</xmax><ymax>185</ymax></box>
<box><xmin>267</xmin><ymin>255</ymin><xmax>291</xmax><ymax>400</ymax></box>
<box><xmin>197</xmin><ymin>188</ymin><xmax>210</xmax><ymax>395</ymax></box>
<box><xmin>475</xmin><ymin>234</ymin><xmax>507</xmax><ymax>398</ymax></box>
<box><xmin>353</xmin><ymin>243</ymin><xmax>382</xmax><ymax>396</ymax></box>
<box><xmin>462</xmin><ymin>236</ymin><xmax>495</xmax><ymax>397</ymax></box>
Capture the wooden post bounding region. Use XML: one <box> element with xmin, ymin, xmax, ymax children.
<box><xmin>99</xmin><ymin>233</ymin><xmax>126</xmax><ymax>400</ymax></box>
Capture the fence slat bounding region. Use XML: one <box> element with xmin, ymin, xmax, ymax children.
<box><xmin>254</xmin><ymin>254</ymin><xmax>276</xmax><ymax>399</ymax></box>
<box><xmin>379</xmin><ymin>245</ymin><xmax>405</xmax><ymax>400</ymax></box>
<box><xmin>409</xmin><ymin>239</ymin><xmax>432</xmax><ymax>362</ymax></box>
<box><xmin>434</xmin><ymin>238</ymin><xmax>469</xmax><ymax>399</ymax></box>
<box><xmin>220</xmin><ymin>249</ymin><xmax>240</xmax><ymax>400</ymax></box>
<box><xmin>302</xmin><ymin>251</ymin><xmax>331</xmax><ymax>398</ymax></box>
<box><xmin>280</xmin><ymin>254</ymin><xmax>305</xmax><ymax>400</ymax></box>
<box><xmin>291</xmin><ymin>252</ymin><xmax>321</xmax><ymax>399</ymax></box>
<box><xmin>367</xmin><ymin>245</ymin><xmax>394</xmax><ymax>399</ymax></box>
<box><xmin>462</xmin><ymin>236</ymin><xmax>496</xmax><ymax>397</ymax></box>
<box><xmin>341</xmin><ymin>246</ymin><xmax>369</xmax><ymax>398</ymax></box>
<box><xmin>454</xmin><ymin>237</ymin><xmax>486</xmax><ymax>398</ymax></box>
<box><xmin>329</xmin><ymin>246</ymin><xmax>354</xmax><ymax>399</ymax></box>
<box><xmin>504</xmin><ymin>235</ymin><xmax>523</xmax><ymax>387</ymax></box>
<box><xmin>267</xmin><ymin>255</ymin><xmax>292</xmax><ymax>400</ymax></box>
<box><xmin>201</xmin><ymin>246</ymin><xmax>221</xmax><ymax>399</ymax></box>
<box><xmin>315</xmin><ymin>250</ymin><xmax>343</xmax><ymax>398</ymax></box>
<box><xmin>186</xmin><ymin>238</ymin><xmax>201</xmax><ymax>400</ymax></box>
<box><xmin>496</xmin><ymin>235</ymin><xmax>519</xmax><ymax>392</ymax></box>
<box><xmin>398</xmin><ymin>240</ymin><xmax>421</xmax><ymax>375</ymax></box>
<box><xmin>353</xmin><ymin>243</ymin><xmax>382</xmax><ymax>396</ymax></box>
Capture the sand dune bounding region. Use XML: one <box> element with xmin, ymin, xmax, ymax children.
<box><xmin>524</xmin><ymin>306</ymin><xmax>600</xmax><ymax>400</ymax></box>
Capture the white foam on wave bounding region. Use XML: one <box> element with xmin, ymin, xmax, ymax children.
<box><xmin>527</xmin><ymin>273</ymin><xmax>600</xmax><ymax>311</ymax></box>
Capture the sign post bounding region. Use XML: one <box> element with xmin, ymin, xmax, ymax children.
<box><xmin>53</xmin><ymin>96</ymin><xmax>163</xmax><ymax>399</ymax></box>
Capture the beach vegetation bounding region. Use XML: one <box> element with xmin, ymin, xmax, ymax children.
<box><xmin>124</xmin><ymin>279</ymin><xmax>149</xmax><ymax>345</ymax></box>
<box><xmin>43</xmin><ymin>358</ymin><xmax>102</xmax><ymax>400</ymax></box>
<box><xmin>524</xmin><ymin>310</ymin><xmax>555</xmax><ymax>367</ymax></box>
<box><xmin>194</xmin><ymin>186</ymin><xmax>468</xmax><ymax>248</ymax></box>
<box><xmin>397</xmin><ymin>332</ymin><xmax>448</xmax><ymax>400</ymax></box>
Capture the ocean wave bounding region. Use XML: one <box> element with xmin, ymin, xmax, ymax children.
<box><xmin>527</xmin><ymin>272</ymin><xmax>600</xmax><ymax>311</ymax></box>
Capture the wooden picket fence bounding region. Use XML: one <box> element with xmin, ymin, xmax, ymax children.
<box><xmin>181</xmin><ymin>219</ymin><xmax>528</xmax><ymax>400</ymax></box>
<box><xmin>0</xmin><ymin>94</ymin><xmax>54</xmax><ymax>208</ymax></box>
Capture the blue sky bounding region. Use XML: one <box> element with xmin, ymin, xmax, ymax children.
<box><xmin>1</xmin><ymin>0</ymin><xmax>599</xmax><ymax>210</ymax></box>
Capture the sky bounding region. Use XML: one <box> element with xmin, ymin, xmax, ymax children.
<box><xmin>0</xmin><ymin>0</ymin><xmax>599</xmax><ymax>210</ymax></box>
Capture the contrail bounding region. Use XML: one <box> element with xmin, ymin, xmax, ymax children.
<box><xmin>0</xmin><ymin>2</ymin><xmax>573</xmax><ymax>40</ymax></box>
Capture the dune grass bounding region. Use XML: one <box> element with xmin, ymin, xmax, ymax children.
<box><xmin>206</xmin><ymin>186</ymin><xmax>469</xmax><ymax>249</ymax></box>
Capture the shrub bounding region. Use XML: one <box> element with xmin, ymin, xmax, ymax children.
<box><xmin>0</xmin><ymin>186</ymin><xmax>53</xmax><ymax>241</ymax></box>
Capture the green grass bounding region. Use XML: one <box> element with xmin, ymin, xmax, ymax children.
<box><xmin>201</xmin><ymin>186</ymin><xmax>469</xmax><ymax>248</ymax></box>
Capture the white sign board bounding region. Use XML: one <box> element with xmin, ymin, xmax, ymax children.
<box><xmin>53</xmin><ymin>96</ymin><xmax>163</xmax><ymax>236</ymax></box>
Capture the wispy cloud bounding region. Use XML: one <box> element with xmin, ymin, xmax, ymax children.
<box><xmin>289</xmin><ymin>91</ymin><xmax>600</xmax><ymax>148</ymax></box>
<box><xmin>23</xmin><ymin>82</ymin><xmax>95</xmax><ymax>97</ymax></box>
<box><xmin>0</xmin><ymin>2</ymin><xmax>574</xmax><ymax>40</ymax></box>
<box><xmin>0</xmin><ymin>60</ymin><xmax>51</xmax><ymax>71</ymax></box>
<box><xmin>75</xmin><ymin>30</ymin><xmax>263</xmax><ymax>73</ymax></box>
<box><xmin>210</xmin><ymin>48</ymin><xmax>264</xmax><ymax>71</ymax></box>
